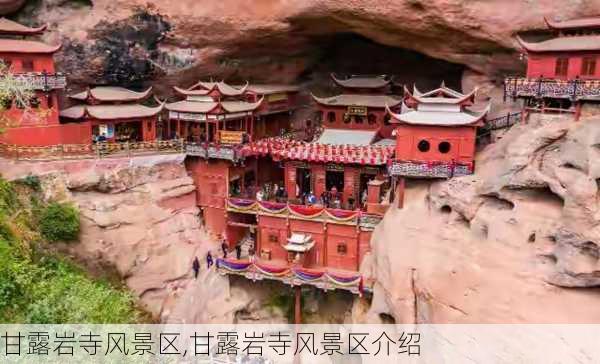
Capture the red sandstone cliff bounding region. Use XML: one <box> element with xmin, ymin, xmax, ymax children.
<box><xmin>21</xmin><ymin>0</ymin><xmax>600</xmax><ymax>91</ymax></box>
<box><xmin>361</xmin><ymin>113</ymin><xmax>600</xmax><ymax>323</ymax></box>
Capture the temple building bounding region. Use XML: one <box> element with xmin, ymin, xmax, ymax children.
<box><xmin>505</xmin><ymin>16</ymin><xmax>600</xmax><ymax>119</ymax></box>
<box><xmin>387</xmin><ymin>84</ymin><xmax>488</xmax><ymax>206</ymax></box>
<box><xmin>60</xmin><ymin>86</ymin><xmax>164</xmax><ymax>143</ymax></box>
<box><xmin>0</xmin><ymin>18</ymin><xmax>67</xmax><ymax>146</ymax></box>
<box><xmin>214</xmin><ymin>76</ymin><xmax>398</xmax><ymax>298</ymax></box>
<box><xmin>180</xmin><ymin>81</ymin><xmax>300</xmax><ymax>241</ymax></box>
<box><xmin>312</xmin><ymin>74</ymin><xmax>399</xmax><ymax>138</ymax></box>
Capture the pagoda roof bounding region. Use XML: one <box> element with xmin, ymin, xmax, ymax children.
<box><xmin>165</xmin><ymin>98</ymin><xmax>263</xmax><ymax>114</ymax></box>
<box><xmin>0</xmin><ymin>38</ymin><xmax>60</xmax><ymax>54</ymax></box>
<box><xmin>178</xmin><ymin>80</ymin><xmax>249</xmax><ymax>97</ymax></box>
<box><xmin>544</xmin><ymin>16</ymin><xmax>600</xmax><ymax>30</ymax></box>
<box><xmin>70</xmin><ymin>86</ymin><xmax>153</xmax><ymax>103</ymax></box>
<box><xmin>516</xmin><ymin>34</ymin><xmax>600</xmax><ymax>52</ymax></box>
<box><xmin>60</xmin><ymin>103</ymin><xmax>164</xmax><ymax>120</ymax></box>
<box><xmin>331</xmin><ymin>74</ymin><xmax>390</xmax><ymax>89</ymax></box>
<box><xmin>166</xmin><ymin>100</ymin><xmax>218</xmax><ymax>113</ymax></box>
<box><xmin>245</xmin><ymin>84</ymin><xmax>300</xmax><ymax>95</ymax></box>
<box><xmin>386</xmin><ymin>103</ymin><xmax>490</xmax><ymax>126</ymax></box>
<box><xmin>0</xmin><ymin>18</ymin><xmax>47</xmax><ymax>36</ymax></box>
<box><xmin>311</xmin><ymin>93</ymin><xmax>401</xmax><ymax>108</ymax></box>
<box><xmin>405</xmin><ymin>85</ymin><xmax>477</xmax><ymax>105</ymax></box>
<box><xmin>316</xmin><ymin>129</ymin><xmax>377</xmax><ymax>146</ymax></box>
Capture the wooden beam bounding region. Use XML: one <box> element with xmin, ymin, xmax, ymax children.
<box><xmin>396</xmin><ymin>177</ymin><xmax>405</xmax><ymax>209</ymax></box>
<box><xmin>294</xmin><ymin>286</ymin><xmax>302</xmax><ymax>324</ymax></box>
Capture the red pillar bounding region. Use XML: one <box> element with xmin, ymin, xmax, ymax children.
<box><xmin>294</xmin><ymin>286</ymin><xmax>302</xmax><ymax>324</ymax></box>
<box><xmin>396</xmin><ymin>177</ymin><xmax>405</xmax><ymax>209</ymax></box>
<box><xmin>575</xmin><ymin>102</ymin><xmax>582</xmax><ymax>121</ymax></box>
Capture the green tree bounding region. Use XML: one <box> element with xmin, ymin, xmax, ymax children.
<box><xmin>39</xmin><ymin>202</ymin><xmax>80</xmax><ymax>242</ymax></box>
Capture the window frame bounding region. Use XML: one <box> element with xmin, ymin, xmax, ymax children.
<box><xmin>555</xmin><ymin>57</ymin><xmax>569</xmax><ymax>77</ymax></box>
<box><xmin>581</xmin><ymin>56</ymin><xmax>597</xmax><ymax>76</ymax></box>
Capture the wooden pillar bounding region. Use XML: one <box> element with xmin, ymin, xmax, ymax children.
<box><xmin>575</xmin><ymin>102</ymin><xmax>582</xmax><ymax>121</ymax></box>
<box><xmin>216</xmin><ymin>118</ymin><xmax>221</xmax><ymax>143</ymax></box>
<box><xmin>250</xmin><ymin>116</ymin><xmax>255</xmax><ymax>142</ymax></box>
<box><xmin>205</xmin><ymin>119</ymin><xmax>209</xmax><ymax>142</ymax></box>
<box><xmin>396</xmin><ymin>177</ymin><xmax>405</xmax><ymax>209</ymax></box>
<box><xmin>167</xmin><ymin>118</ymin><xmax>171</xmax><ymax>139</ymax></box>
<box><xmin>294</xmin><ymin>286</ymin><xmax>302</xmax><ymax>324</ymax></box>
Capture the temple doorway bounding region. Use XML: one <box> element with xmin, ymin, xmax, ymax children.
<box><xmin>296</xmin><ymin>167</ymin><xmax>311</xmax><ymax>197</ymax></box>
<box><xmin>115</xmin><ymin>121</ymin><xmax>142</xmax><ymax>142</ymax></box>
<box><xmin>326</xmin><ymin>170</ymin><xmax>344</xmax><ymax>191</ymax></box>
<box><xmin>359</xmin><ymin>172</ymin><xmax>376</xmax><ymax>207</ymax></box>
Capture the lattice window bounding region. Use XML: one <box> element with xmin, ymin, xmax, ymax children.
<box><xmin>582</xmin><ymin>57</ymin><xmax>597</xmax><ymax>76</ymax></box>
<box><xmin>337</xmin><ymin>242</ymin><xmax>347</xmax><ymax>255</ymax></box>
<box><xmin>269</xmin><ymin>234</ymin><xmax>278</xmax><ymax>243</ymax></box>
<box><xmin>22</xmin><ymin>60</ymin><xmax>34</xmax><ymax>72</ymax></box>
<box><xmin>555</xmin><ymin>58</ymin><xmax>569</xmax><ymax>76</ymax></box>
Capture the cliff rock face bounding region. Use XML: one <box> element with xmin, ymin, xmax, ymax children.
<box><xmin>26</xmin><ymin>0</ymin><xmax>600</xmax><ymax>89</ymax></box>
<box><xmin>2</xmin><ymin>155</ymin><xmax>250</xmax><ymax>323</ymax></box>
<box><xmin>364</xmin><ymin>114</ymin><xmax>600</xmax><ymax>323</ymax></box>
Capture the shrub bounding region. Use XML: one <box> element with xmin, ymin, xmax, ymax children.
<box><xmin>0</xmin><ymin>179</ymin><xmax>16</xmax><ymax>213</ymax></box>
<box><xmin>39</xmin><ymin>202</ymin><xmax>80</xmax><ymax>242</ymax></box>
<box><xmin>17</xmin><ymin>174</ymin><xmax>41</xmax><ymax>191</ymax></box>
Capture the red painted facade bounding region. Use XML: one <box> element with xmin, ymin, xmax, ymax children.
<box><xmin>254</xmin><ymin>214</ymin><xmax>368</xmax><ymax>272</ymax></box>
<box><xmin>526</xmin><ymin>52</ymin><xmax>600</xmax><ymax>80</ymax></box>
<box><xmin>317</xmin><ymin>106</ymin><xmax>395</xmax><ymax>138</ymax></box>
<box><xmin>394</xmin><ymin>124</ymin><xmax>477</xmax><ymax>165</ymax></box>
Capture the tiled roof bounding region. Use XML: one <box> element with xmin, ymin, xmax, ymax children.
<box><xmin>60</xmin><ymin>104</ymin><xmax>164</xmax><ymax>120</ymax></box>
<box><xmin>245</xmin><ymin>84</ymin><xmax>300</xmax><ymax>95</ymax></box>
<box><xmin>166</xmin><ymin>100</ymin><xmax>218</xmax><ymax>113</ymax></box>
<box><xmin>316</xmin><ymin>129</ymin><xmax>377</xmax><ymax>146</ymax></box>
<box><xmin>544</xmin><ymin>16</ymin><xmax>600</xmax><ymax>30</ymax></box>
<box><xmin>517</xmin><ymin>34</ymin><xmax>600</xmax><ymax>52</ymax></box>
<box><xmin>165</xmin><ymin>98</ymin><xmax>263</xmax><ymax>114</ymax></box>
<box><xmin>0</xmin><ymin>18</ymin><xmax>47</xmax><ymax>35</ymax></box>
<box><xmin>221</xmin><ymin>99</ymin><xmax>263</xmax><ymax>113</ymax></box>
<box><xmin>194</xmin><ymin>81</ymin><xmax>248</xmax><ymax>96</ymax></box>
<box><xmin>312</xmin><ymin>93</ymin><xmax>401</xmax><ymax>108</ymax></box>
<box><xmin>331</xmin><ymin>74</ymin><xmax>390</xmax><ymax>89</ymax></box>
<box><xmin>0</xmin><ymin>39</ymin><xmax>60</xmax><ymax>54</ymax></box>
<box><xmin>407</xmin><ymin>85</ymin><xmax>477</xmax><ymax>105</ymax></box>
<box><xmin>70</xmin><ymin>87</ymin><xmax>153</xmax><ymax>103</ymax></box>
<box><xmin>387</xmin><ymin>104</ymin><xmax>490</xmax><ymax>126</ymax></box>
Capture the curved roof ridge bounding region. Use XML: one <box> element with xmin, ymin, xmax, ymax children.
<box><xmin>0</xmin><ymin>18</ymin><xmax>47</xmax><ymax>35</ymax></box>
<box><xmin>220</xmin><ymin>96</ymin><xmax>264</xmax><ymax>113</ymax></box>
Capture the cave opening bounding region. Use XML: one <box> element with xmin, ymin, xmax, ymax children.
<box><xmin>296</xmin><ymin>32</ymin><xmax>466</xmax><ymax>93</ymax></box>
<box><xmin>221</xmin><ymin>32</ymin><xmax>466</xmax><ymax>94</ymax></box>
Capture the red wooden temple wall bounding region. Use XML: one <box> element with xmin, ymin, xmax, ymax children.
<box><xmin>0</xmin><ymin>52</ymin><xmax>56</xmax><ymax>73</ymax></box>
<box><xmin>1</xmin><ymin>121</ymin><xmax>91</xmax><ymax>146</ymax></box>
<box><xmin>257</xmin><ymin>215</ymin><xmax>289</xmax><ymax>262</ymax></box>
<box><xmin>89</xmin><ymin>116</ymin><xmax>157</xmax><ymax>142</ymax></box>
<box><xmin>395</xmin><ymin>124</ymin><xmax>477</xmax><ymax>164</ymax></box>
<box><xmin>284</xmin><ymin>161</ymin><xmax>366</xmax><ymax>205</ymax></box>
<box><xmin>254</xmin><ymin>214</ymin><xmax>370</xmax><ymax>272</ymax></box>
<box><xmin>187</xmin><ymin>158</ymin><xmax>231</xmax><ymax>236</ymax></box>
<box><xmin>317</xmin><ymin>105</ymin><xmax>395</xmax><ymax>138</ymax></box>
<box><xmin>527</xmin><ymin>52</ymin><xmax>600</xmax><ymax>80</ymax></box>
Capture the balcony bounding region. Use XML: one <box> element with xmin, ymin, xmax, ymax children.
<box><xmin>216</xmin><ymin>258</ymin><xmax>368</xmax><ymax>295</ymax></box>
<box><xmin>504</xmin><ymin>77</ymin><xmax>600</xmax><ymax>101</ymax></box>
<box><xmin>13</xmin><ymin>72</ymin><xmax>66</xmax><ymax>90</ymax></box>
<box><xmin>185</xmin><ymin>142</ymin><xmax>240</xmax><ymax>161</ymax></box>
<box><xmin>226</xmin><ymin>197</ymin><xmax>383</xmax><ymax>229</ymax></box>
<box><xmin>388</xmin><ymin>161</ymin><xmax>473</xmax><ymax>178</ymax></box>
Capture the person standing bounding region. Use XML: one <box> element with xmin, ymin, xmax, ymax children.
<box><xmin>235</xmin><ymin>244</ymin><xmax>242</xmax><ymax>260</ymax></box>
<box><xmin>192</xmin><ymin>256</ymin><xmax>200</xmax><ymax>279</ymax></box>
<box><xmin>221</xmin><ymin>240</ymin><xmax>228</xmax><ymax>259</ymax></box>
<box><xmin>206</xmin><ymin>251</ymin><xmax>213</xmax><ymax>269</ymax></box>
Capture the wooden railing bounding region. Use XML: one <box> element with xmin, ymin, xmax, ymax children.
<box><xmin>13</xmin><ymin>72</ymin><xmax>67</xmax><ymax>90</ymax></box>
<box><xmin>504</xmin><ymin>77</ymin><xmax>600</xmax><ymax>101</ymax></box>
<box><xmin>0</xmin><ymin>139</ymin><xmax>185</xmax><ymax>161</ymax></box>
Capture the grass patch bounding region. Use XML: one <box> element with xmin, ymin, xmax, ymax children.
<box><xmin>0</xmin><ymin>176</ymin><xmax>146</xmax><ymax>323</ymax></box>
